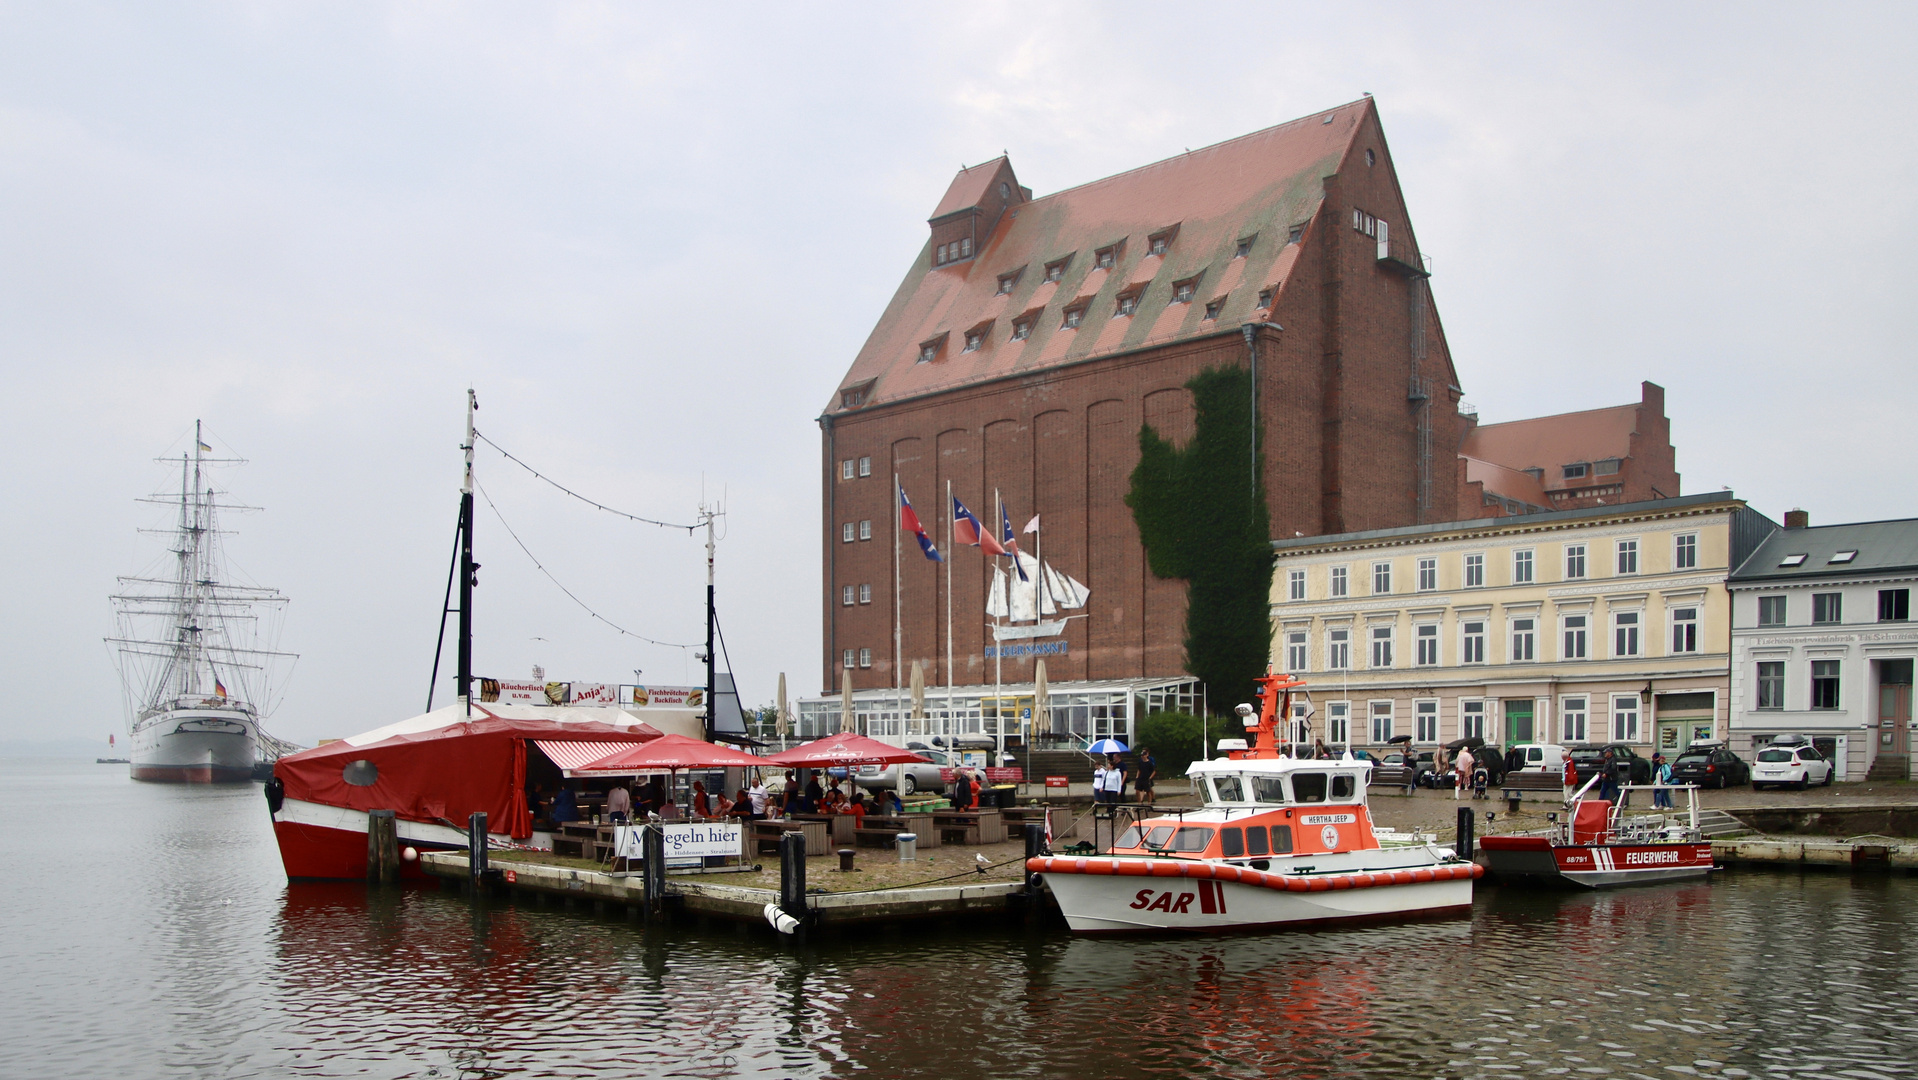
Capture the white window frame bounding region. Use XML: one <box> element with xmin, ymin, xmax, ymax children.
<box><xmin>1560</xmin><ymin>695</ymin><xmax>1589</xmax><ymax>743</ymax></box>
<box><xmin>1327</xmin><ymin>701</ymin><xmax>1351</xmax><ymax>746</ymax></box>
<box><xmin>1512</xmin><ymin>548</ymin><xmax>1535</xmax><ymax>585</ymax></box>
<box><xmin>1414</xmin><ymin>623</ymin><xmax>1439</xmax><ymax>667</ymax></box>
<box><xmin>1460</xmin><ymin>699</ymin><xmax>1486</xmax><ymax>741</ymax></box>
<box><xmin>1414</xmin><ymin>699</ymin><xmax>1439</xmax><ymax>744</ymax></box>
<box><xmin>1461</xmin><ymin>619</ymin><xmax>1486</xmax><ymax>665</ymax></box>
<box><xmin>1369</xmin><ymin>700</ymin><xmax>1395</xmax><ymax>744</ymax></box>
<box><xmin>1510</xmin><ymin>616</ymin><xmax>1537</xmax><ymax>662</ymax></box>
<box><xmin>1326</xmin><ymin>627</ymin><xmax>1351</xmax><ymax>671</ymax></box>
<box><xmin>1417</xmin><ymin>557</ymin><xmax>1437</xmax><ymax>592</ymax></box>
<box><xmin>842</xmin><ymin>648</ymin><xmax>856</xmax><ymax>669</ymax></box>
<box><xmin>1372</xmin><ymin>561</ymin><xmax>1392</xmax><ymax>595</ymax></box>
<box><xmin>1674</xmin><ymin>532</ymin><xmax>1698</xmax><ymax>570</ymax></box>
<box><xmin>840</xmin><ymin>459</ymin><xmax>856</xmax><ymax>480</ymax></box>
<box><xmin>1284</xmin><ymin>630</ymin><xmax>1308</xmax><ymax>673</ymax></box>
<box><xmin>1369</xmin><ymin>624</ymin><xmax>1395</xmax><ymax>669</ymax></box>
<box><xmin>1330</xmin><ymin>566</ymin><xmax>1348</xmax><ymax>598</ymax></box>
<box><xmin>841</xmin><ymin>585</ymin><xmax>855</xmax><ymax>606</ymax></box>
<box><xmin>1562</xmin><ymin>612</ymin><xmax>1589</xmax><ymax>660</ymax></box>
<box><xmin>858</xmin><ymin>583</ymin><xmax>871</xmax><ymax>604</ymax></box>
<box><xmin>858</xmin><ymin>648</ymin><xmax>873</xmax><ymax>669</ymax></box>
<box><xmin>1288</xmin><ymin>569</ymin><xmax>1306</xmax><ymax>601</ymax></box>
<box><xmin>1755</xmin><ymin>661</ymin><xmax>1785</xmax><ymax>710</ymax></box>
<box><xmin>859</xmin><ymin>519</ymin><xmax>872</xmax><ymax>541</ymax></box>
<box><xmin>1463</xmin><ymin>552</ymin><xmax>1484</xmax><ymax>588</ymax></box>
<box><xmin>1565</xmin><ymin>543</ymin><xmax>1587</xmax><ymax>580</ymax></box>
<box><xmin>842</xmin><ymin>522</ymin><xmax>855</xmax><ymax>543</ymax></box>
<box><xmin>1670</xmin><ymin>605</ymin><xmax>1699</xmax><ymax>654</ymax></box>
<box><xmin>1616</xmin><ymin>537</ymin><xmax>1640</xmax><ymax>576</ymax></box>
<box><xmin>1611</xmin><ymin>693</ymin><xmax>1641</xmax><ymax>743</ymax></box>
<box><xmin>1613</xmin><ymin>610</ymin><xmax>1641</xmax><ymax>658</ymax></box>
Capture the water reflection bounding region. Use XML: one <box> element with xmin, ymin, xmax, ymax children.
<box><xmin>5</xmin><ymin>761</ymin><xmax>1917</xmax><ymax>1078</ymax></box>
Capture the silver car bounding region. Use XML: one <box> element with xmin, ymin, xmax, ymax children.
<box><xmin>853</xmin><ymin>747</ymin><xmax>956</xmax><ymax>795</ymax></box>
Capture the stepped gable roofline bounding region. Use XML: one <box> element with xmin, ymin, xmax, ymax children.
<box><xmin>1729</xmin><ymin>517</ymin><xmax>1918</xmax><ymax>583</ymax></box>
<box><xmin>830</xmin><ymin>98</ymin><xmax>1380</xmax><ymax>414</ymax></box>
<box><xmin>1273</xmin><ymin>491</ymin><xmax>1744</xmax><ymax>554</ymax></box>
<box><xmin>1461</xmin><ymin>381</ymin><xmax>1666</xmax><ymax>493</ymax></box>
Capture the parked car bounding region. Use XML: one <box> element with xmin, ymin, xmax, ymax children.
<box><xmin>853</xmin><ymin>747</ymin><xmax>957</xmax><ymax>796</ymax></box>
<box><xmin>1507</xmin><ymin>742</ymin><xmax>1569</xmax><ymax>773</ymax></box>
<box><xmin>1751</xmin><ymin>742</ymin><xmax>1834</xmax><ymax>790</ymax></box>
<box><xmin>1465</xmin><ymin>744</ymin><xmax>1508</xmax><ymax>786</ymax></box>
<box><xmin>1567</xmin><ymin>743</ymin><xmax>1653</xmax><ymax>785</ymax></box>
<box><xmin>1671</xmin><ymin>743</ymin><xmax>1750</xmax><ymax>789</ymax></box>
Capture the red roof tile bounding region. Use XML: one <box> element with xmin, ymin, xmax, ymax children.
<box><xmin>832</xmin><ymin>101</ymin><xmax>1374</xmax><ymax>412</ymax></box>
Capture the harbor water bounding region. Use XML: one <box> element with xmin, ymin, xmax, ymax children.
<box><xmin>6</xmin><ymin>758</ymin><xmax>1917</xmax><ymax>1079</ymax></box>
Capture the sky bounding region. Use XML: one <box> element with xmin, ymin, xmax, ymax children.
<box><xmin>3</xmin><ymin>2</ymin><xmax>1914</xmax><ymax>750</ymax></box>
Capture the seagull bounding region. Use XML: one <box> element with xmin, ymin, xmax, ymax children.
<box><xmin>975</xmin><ymin>853</ymin><xmax>990</xmax><ymax>873</ymax></box>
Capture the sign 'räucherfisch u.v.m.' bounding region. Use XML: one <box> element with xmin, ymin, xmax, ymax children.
<box><xmin>613</xmin><ymin>822</ymin><xmax>742</xmax><ymax>860</ymax></box>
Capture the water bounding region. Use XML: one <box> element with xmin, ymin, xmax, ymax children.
<box><xmin>6</xmin><ymin>758</ymin><xmax>1918</xmax><ymax>1079</ymax></box>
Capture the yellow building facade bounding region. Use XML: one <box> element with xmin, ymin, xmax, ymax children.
<box><xmin>1268</xmin><ymin>493</ymin><xmax>1777</xmax><ymax>757</ymax></box>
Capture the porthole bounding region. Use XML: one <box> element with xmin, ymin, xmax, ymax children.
<box><xmin>342</xmin><ymin>759</ymin><xmax>379</xmax><ymax>787</ymax></box>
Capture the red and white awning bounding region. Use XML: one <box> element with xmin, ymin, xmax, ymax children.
<box><xmin>533</xmin><ymin>739</ymin><xmax>648</xmax><ymax>772</ymax></box>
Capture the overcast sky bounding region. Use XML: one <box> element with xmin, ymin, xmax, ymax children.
<box><xmin>4</xmin><ymin>3</ymin><xmax>1914</xmax><ymax>749</ymax></box>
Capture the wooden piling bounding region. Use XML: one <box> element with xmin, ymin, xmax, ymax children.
<box><xmin>1456</xmin><ymin>806</ymin><xmax>1475</xmax><ymax>861</ymax></box>
<box><xmin>367</xmin><ymin>809</ymin><xmax>399</xmax><ymax>884</ymax></box>
<box><xmin>468</xmin><ymin>811</ymin><xmax>488</xmax><ymax>886</ymax></box>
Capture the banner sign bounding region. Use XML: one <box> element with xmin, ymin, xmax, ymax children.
<box><xmin>613</xmin><ymin>822</ymin><xmax>741</xmax><ymax>860</ymax></box>
<box><xmin>984</xmin><ymin>641</ymin><xmax>1068</xmax><ymax>659</ymax></box>
<box><xmin>622</xmin><ymin>685</ymin><xmax>705</xmax><ymax>708</ymax></box>
<box><xmin>1045</xmin><ymin>775</ymin><xmax>1070</xmax><ymax>788</ymax></box>
<box><xmin>938</xmin><ymin>766</ymin><xmax>1025</xmax><ymax>783</ymax></box>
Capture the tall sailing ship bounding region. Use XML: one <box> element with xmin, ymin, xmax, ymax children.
<box><xmin>109</xmin><ymin>423</ymin><xmax>296</xmax><ymax>783</ymax></box>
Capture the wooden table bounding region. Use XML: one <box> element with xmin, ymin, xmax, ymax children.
<box><xmin>860</xmin><ymin>815</ymin><xmax>940</xmax><ymax>847</ymax></box>
<box><xmin>791</xmin><ymin>813</ymin><xmax>856</xmax><ymax>847</ymax></box>
<box><xmin>554</xmin><ymin>821</ymin><xmax>614</xmax><ymax>860</ymax></box>
<box><xmin>931</xmin><ymin>809</ymin><xmax>1004</xmax><ymax>846</ymax></box>
<box><xmin>750</xmin><ymin>818</ymin><xmax>828</xmax><ymax>856</ymax></box>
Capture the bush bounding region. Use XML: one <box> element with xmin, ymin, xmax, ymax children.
<box><xmin>1136</xmin><ymin>711</ymin><xmax>1206</xmax><ymax>778</ymax></box>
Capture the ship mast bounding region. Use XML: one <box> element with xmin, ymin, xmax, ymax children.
<box><xmin>459</xmin><ymin>389</ymin><xmax>477</xmax><ymax>717</ymax></box>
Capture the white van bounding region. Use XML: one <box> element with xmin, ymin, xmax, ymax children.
<box><xmin>1508</xmin><ymin>742</ymin><xmax>1568</xmax><ymax>772</ymax></box>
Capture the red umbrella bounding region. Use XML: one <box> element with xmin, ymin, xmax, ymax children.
<box><xmin>571</xmin><ymin>733</ymin><xmax>768</xmax><ymax>775</ymax></box>
<box><xmin>763</xmin><ymin>732</ymin><xmax>929</xmax><ymax>767</ymax></box>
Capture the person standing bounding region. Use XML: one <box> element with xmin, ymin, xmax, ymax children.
<box><xmin>1091</xmin><ymin>760</ymin><xmax>1111</xmax><ymax>806</ymax></box>
<box><xmin>1102</xmin><ymin>755</ymin><xmax>1127</xmax><ymax>804</ymax></box>
<box><xmin>748</xmin><ymin>777</ymin><xmax>769</xmax><ymax>818</ymax></box>
<box><xmin>1652</xmin><ymin>754</ymin><xmax>1674</xmax><ymax>809</ymax></box>
<box><xmin>1454</xmin><ymin>747</ymin><xmax>1474</xmax><ymax>800</ymax></box>
<box><xmin>1599</xmin><ymin>749</ymin><xmax>1620</xmax><ymax>803</ymax></box>
<box><xmin>606</xmin><ymin>783</ymin><xmax>632</xmax><ymax>824</ymax></box>
<box><xmin>1134</xmin><ymin>748</ymin><xmax>1158</xmax><ymax>805</ymax></box>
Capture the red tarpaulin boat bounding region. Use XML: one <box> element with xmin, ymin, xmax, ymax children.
<box><xmin>265</xmin><ymin>703</ymin><xmax>661</xmax><ymax>881</ymax></box>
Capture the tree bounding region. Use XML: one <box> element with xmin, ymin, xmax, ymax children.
<box><xmin>1126</xmin><ymin>366</ymin><xmax>1274</xmax><ymax>713</ymax></box>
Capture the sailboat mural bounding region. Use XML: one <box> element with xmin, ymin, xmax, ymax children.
<box><xmin>986</xmin><ymin>551</ymin><xmax>1090</xmax><ymax>640</ymax></box>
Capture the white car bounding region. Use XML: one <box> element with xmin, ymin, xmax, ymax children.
<box><xmin>1507</xmin><ymin>742</ymin><xmax>1569</xmax><ymax>773</ymax></box>
<box><xmin>1751</xmin><ymin>744</ymin><xmax>1834</xmax><ymax>790</ymax></box>
<box><xmin>853</xmin><ymin>747</ymin><xmax>956</xmax><ymax>795</ymax></box>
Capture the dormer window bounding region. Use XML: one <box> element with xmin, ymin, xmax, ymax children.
<box><xmin>996</xmin><ymin>268</ymin><xmax>1023</xmax><ymax>295</ymax></box>
<box><xmin>934</xmin><ymin>237</ymin><xmax>974</xmax><ymax>267</ymax></box>
<box><xmin>917</xmin><ymin>333</ymin><xmax>948</xmax><ymax>363</ymax></box>
<box><xmin>1114</xmin><ymin>291</ymin><xmax>1140</xmax><ymax>317</ymax></box>
<box><xmin>1062</xmin><ymin>304</ymin><xmax>1086</xmax><ymax>329</ymax></box>
<box><xmin>1011</xmin><ymin>317</ymin><xmax>1033</xmax><ymax>341</ymax></box>
<box><xmin>1257</xmin><ymin>288</ymin><xmax>1273</xmax><ymax>308</ymax></box>
<box><xmin>1145</xmin><ymin>224</ymin><xmax>1179</xmax><ymax>257</ymax></box>
<box><xmin>1594</xmin><ymin>458</ymin><xmax>1621</xmax><ymax>476</ymax></box>
<box><xmin>1287</xmin><ymin>223</ymin><xmax>1305</xmax><ymax>244</ymax></box>
<box><xmin>1563</xmin><ymin>462</ymin><xmax>1589</xmax><ymax>480</ymax></box>
<box><xmin>1235</xmin><ymin>236</ymin><xmax>1255</xmax><ymax>258</ymax></box>
<box><xmin>1171</xmin><ymin>278</ymin><xmax>1197</xmax><ymax>303</ymax></box>
<box><xmin>1204</xmin><ymin>298</ymin><xmax>1224</xmax><ymax>320</ymax></box>
<box><xmin>1044</xmin><ymin>257</ymin><xmax>1069</xmax><ymax>283</ymax></box>
<box><xmin>1094</xmin><ymin>245</ymin><xmax>1119</xmax><ymax>270</ymax></box>
<box><xmin>839</xmin><ymin>379</ymin><xmax>875</xmax><ymax>409</ymax></box>
<box><xmin>963</xmin><ymin>330</ymin><xmax>984</xmax><ymax>352</ymax></box>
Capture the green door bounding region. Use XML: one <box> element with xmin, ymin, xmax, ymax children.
<box><xmin>1504</xmin><ymin>700</ymin><xmax>1534</xmax><ymax>745</ymax></box>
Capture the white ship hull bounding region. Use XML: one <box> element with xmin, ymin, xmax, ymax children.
<box><xmin>1034</xmin><ymin>848</ymin><xmax>1480</xmax><ymax>934</ymax></box>
<box><xmin>130</xmin><ymin>706</ymin><xmax>258</xmax><ymax>783</ymax></box>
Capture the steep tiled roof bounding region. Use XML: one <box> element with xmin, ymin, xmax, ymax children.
<box><xmin>831</xmin><ymin>100</ymin><xmax>1375</xmax><ymax>412</ymax></box>
<box><xmin>1462</xmin><ymin>455</ymin><xmax>1549</xmax><ymax>507</ymax></box>
<box><xmin>1461</xmin><ymin>403</ymin><xmax>1639</xmax><ymax>493</ymax></box>
<box><xmin>1731</xmin><ymin>519</ymin><xmax>1918</xmax><ymax>582</ymax></box>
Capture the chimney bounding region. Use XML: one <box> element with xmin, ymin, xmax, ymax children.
<box><xmin>1784</xmin><ymin>508</ymin><xmax>1809</xmax><ymax>529</ymax></box>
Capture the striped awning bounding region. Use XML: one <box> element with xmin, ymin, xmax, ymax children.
<box><xmin>533</xmin><ymin>739</ymin><xmax>647</xmax><ymax>772</ymax></box>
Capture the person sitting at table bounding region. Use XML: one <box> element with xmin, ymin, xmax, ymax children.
<box><xmin>876</xmin><ymin>787</ymin><xmax>903</xmax><ymax>815</ymax></box>
<box><xmin>844</xmin><ymin>791</ymin><xmax>868</xmax><ymax>826</ymax></box>
<box><xmin>690</xmin><ymin>780</ymin><xmax>712</xmax><ymax>819</ymax></box>
<box><xmin>950</xmin><ymin>769</ymin><xmax>975</xmax><ymax>812</ymax></box>
<box><xmin>550</xmin><ymin>785</ymin><xmax>580</xmax><ymax>825</ymax></box>
<box><xmin>712</xmin><ymin>789</ymin><xmax>734</xmax><ymax>818</ymax></box>
<box><xmin>805</xmin><ymin>773</ymin><xmax>825</xmax><ymax>807</ymax></box>
<box><xmin>730</xmin><ymin>788</ymin><xmax>756</xmax><ymax>819</ymax></box>
<box><xmin>605</xmin><ymin>783</ymin><xmax>632</xmax><ymax>824</ymax></box>
<box><xmin>527</xmin><ymin>782</ymin><xmax>551</xmax><ymax>828</ymax></box>
<box><xmin>659</xmin><ymin>796</ymin><xmax>681</xmax><ymax>820</ymax></box>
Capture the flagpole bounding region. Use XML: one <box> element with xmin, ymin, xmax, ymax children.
<box><xmin>894</xmin><ymin>473</ymin><xmax>903</xmax><ymax>741</ymax></box>
<box><xmin>994</xmin><ymin>487</ymin><xmax>1003</xmax><ymax>754</ymax></box>
<box><xmin>945</xmin><ymin>478</ymin><xmax>954</xmax><ymax>740</ymax></box>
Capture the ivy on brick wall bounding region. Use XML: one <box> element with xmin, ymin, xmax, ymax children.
<box><xmin>1126</xmin><ymin>366</ymin><xmax>1274</xmax><ymax>714</ymax></box>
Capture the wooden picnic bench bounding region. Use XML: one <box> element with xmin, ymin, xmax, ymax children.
<box><xmin>1499</xmin><ymin>771</ymin><xmax>1569</xmax><ymax>800</ymax></box>
<box><xmin>749</xmin><ymin>819</ymin><xmax>829</xmax><ymax>856</ymax></box>
<box><xmin>932</xmin><ymin>809</ymin><xmax>1005</xmax><ymax>846</ymax></box>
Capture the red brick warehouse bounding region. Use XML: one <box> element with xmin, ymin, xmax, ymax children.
<box><xmin>820</xmin><ymin>98</ymin><xmax>1471</xmax><ymax>697</ymax></box>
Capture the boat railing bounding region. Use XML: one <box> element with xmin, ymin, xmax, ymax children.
<box><xmin>1550</xmin><ymin>781</ymin><xmax>1703</xmax><ymax>844</ymax></box>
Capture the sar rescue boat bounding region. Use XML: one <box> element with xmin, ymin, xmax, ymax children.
<box><xmin>1477</xmin><ymin>775</ymin><xmax>1714</xmax><ymax>888</ymax></box>
<box><xmin>1029</xmin><ymin>671</ymin><xmax>1483</xmax><ymax>934</ymax></box>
